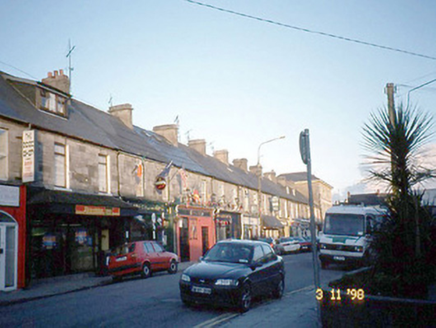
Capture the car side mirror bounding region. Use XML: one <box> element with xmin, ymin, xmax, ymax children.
<box><xmin>250</xmin><ymin>262</ymin><xmax>262</xmax><ymax>270</ymax></box>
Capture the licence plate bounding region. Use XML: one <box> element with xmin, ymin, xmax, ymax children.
<box><xmin>116</xmin><ymin>256</ymin><xmax>127</xmax><ymax>262</ymax></box>
<box><xmin>333</xmin><ymin>256</ymin><xmax>345</xmax><ymax>261</ymax></box>
<box><xmin>192</xmin><ymin>286</ymin><xmax>212</xmax><ymax>294</ymax></box>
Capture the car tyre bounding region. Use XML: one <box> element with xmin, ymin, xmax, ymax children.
<box><xmin>141</xmin><ymin>263</ymin><xmax>152</xmax><ymax>278</ymax></box>
<box><xmin>321</xmin><ymin>261</ymin><xmax>329</xmax><ymax>269</ymax></box>
<box><xmin>168</xmin><ymin>260</ymin><xmax>178</xmax><ymax>274</ymax></box>
<box><xmin>272</xmin><ymin>275</ymin><xmax>285</xmax><ymax>299</ymax></box>
<box><xmin>239</xmin><ymin>283</ymin><xmax>252</xmax><ymax>313</ymax></box>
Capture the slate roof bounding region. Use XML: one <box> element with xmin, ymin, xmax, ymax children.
<box><xmin>0</xmin><ymin>71</ymin><xmax>308</xmax><ymax>205</ymax></box>
<box><xmin>278</xmin><ymin>172</ymin><xmax>320</xmax><ymax>182</ymax></box>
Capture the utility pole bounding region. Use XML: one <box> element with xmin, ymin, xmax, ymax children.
<box><xmin>385</xmin><ymin>83</ymin><xmax>396</xmax><ymax>125</ymax></box>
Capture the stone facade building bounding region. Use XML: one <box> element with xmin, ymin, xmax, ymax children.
<box><xmin>0</xmin><ymin>69</ymin><xmax>331</xmax><ymax>290</ymax></box>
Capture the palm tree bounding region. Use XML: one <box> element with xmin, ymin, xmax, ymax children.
<box><xmin>362</xmin><ymin>104</ymin><xmax>435</xmax><ymax>297</ymax></box>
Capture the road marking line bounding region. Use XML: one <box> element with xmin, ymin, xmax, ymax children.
<box><xmin>194</xmin><ymin>313</ymin><xmax>239</xmax><ymax>328</ymax></box>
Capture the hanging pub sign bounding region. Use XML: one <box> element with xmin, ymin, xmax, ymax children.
<box><xmin>22</xmin><ymin>130</ymin><xmax>36</xmax><ymax>183</ymax></box>
<box><xmin>154</xmin><ymin>161</ymin><xmax>173</xmax><ymax>191</ymax></box>
<box><xmin>155</xmin><ymin>177</ymin><xmax>167</xmax><ymax>190</ymax></box>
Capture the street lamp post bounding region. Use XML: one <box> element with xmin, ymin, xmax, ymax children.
<box><xmin>257</xmin><ymin>136</ymin><xmax>285</xmax><ymax>237</ymax></box>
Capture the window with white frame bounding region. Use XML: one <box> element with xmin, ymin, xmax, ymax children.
<box><xmin>0</xmin><ymin>129</ymin><xmax>7</xmax><ymax>180</ymax></box>
<box><xmin>40</xmin><ymin>89</ymin><xmax>67</xmax><ymax>116</ymax></box>
<box><xmin>98</xmin><ymin>154</ymin><xmax>109</xmax><ymax>193</ymax></box>
<box><xmin>54</xmin><ymin>143</ymin><xmax>66</xmax><ymax>187</ymax></box>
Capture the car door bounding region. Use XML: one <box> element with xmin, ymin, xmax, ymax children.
<box><xmin>110</xmin><ymin>243</ymin><xmax>137</xmax><ymax>274</ymax></box>
<box><xmin>260</xmin><ymin>244</ymin><xmax>281</xmax><ymax>291</ymax></box>
<box><xmin>248</xmin><ymin>245</ymin><xmax>267</xmax><ymax>296</ymax></box>
<box><xmin>150</xmin><ymin>241</ymin><xmax>170</xmax><ymax>270</ymax></box>
<box><xmin>143</xmin><ymin>241</ymin><xmax>159</xmax><ymax>271</ymax></box>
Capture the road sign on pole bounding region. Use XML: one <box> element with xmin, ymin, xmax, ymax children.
<box><xmin>299</xmin><ymin>128</ymin><xmax>321</xmax><ymax>327</ymax></box>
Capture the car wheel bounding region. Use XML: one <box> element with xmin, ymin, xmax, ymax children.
<box><xmin>168</xmin><ymin>260</ymin><xmax>178</xmax><ymax>274</ymax></box>
<box><xmin>239</xmin><ymin>283</ymin><xmax>252</xmax><ymax>313</ymax></box>
<box><xmin>141</xmin><ymin>263</ymin><xmax>152</xmax><ymax>278</ymax></box>
<box><xmin>272</xmin><ymin>276</ymin><xmax>285</xmax><ymax>299</ymax></box>
<box><xmin>181</xmin><ymin>298</ymin><xmax>192</xmax><ymax>307</ymax></box>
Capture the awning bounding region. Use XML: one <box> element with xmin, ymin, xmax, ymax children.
<box><xmin>262</xmin><ymin>215</ymin><xmax>284</xmax><ymax>229</ymax></box>
<box><xmin>28</xmin><ymin>188</ymin><xmax>137</xmax><ymax>216</ymax></box>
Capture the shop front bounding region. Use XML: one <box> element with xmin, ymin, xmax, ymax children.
<box><xmin>0</xmin><ymin>184</ymin><xmax>26</xmax><ymax>290</ymax></box>
<box><xmin>177</xmin><ymin>205</ymin><xmax>215</xmax><ymax>262</ymax></box>
<box><xmin>215</xmin><ymin>210</ymin><xmax>241</xmax><ymax>241</ymax></box>
<box><xmin>241</xmin><ymin>215</ymin><xmax>260</xmax><ymax>240</ymax></box>
<box><xmin>262</xmin><ymin>215</ymin><xmax>284</xmax><ymax>239</ymax></box>
<box><xmin>123</xmin><ymin>198</ymin><xmax>167</xmax><ymax>244</ymax></box>
<box><xmin>27</xmin><ymin>188</ymin><xmax>137</xmax><ymax>280</ymax></box>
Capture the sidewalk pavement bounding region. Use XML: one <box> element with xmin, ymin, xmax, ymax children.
<box><xmin>219</xmin><ymin>286</ymin><xmax>319</xmax><ymax>328</ymax></box>
<box><xmin>0</xmin><ymin>261</ymin><xmax>195</xmax><ymax>307</ymax></box>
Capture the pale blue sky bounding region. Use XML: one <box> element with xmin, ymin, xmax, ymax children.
<box><xmin>1</xmin><ymin>1</ymin><xmax>436</xmax><ymax>198</ymax></box>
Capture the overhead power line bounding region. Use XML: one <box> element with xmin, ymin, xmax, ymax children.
<box><xmin>184</xmin><ymin>0</ymin><xmax>436</xmax><ymax>61</ymax></box>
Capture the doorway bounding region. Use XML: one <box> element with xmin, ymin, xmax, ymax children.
<box><xmin>201</xmin><ymin>227</ymin><xmax>209</xmax><ymax>256</ymax></box>
<box><xmin>0</xmin><ymin>212</ymin><xmax>18</xmax><ymax>291</ymax></box>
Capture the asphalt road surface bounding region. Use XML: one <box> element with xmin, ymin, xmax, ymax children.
<box><xmin>0</xmin><ymin>252</ymin><xmax>346</xmax><ymax>328</ymax></box>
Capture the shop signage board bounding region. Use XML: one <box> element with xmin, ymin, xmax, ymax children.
<box><xmin>0</xmin><ymin>185</ymin><xmax>19</xmax><ymax>207</ymax></box>
<box><xmin>22</xmin><ymin>130</ymin><xmax>36</xmax><ymax>183</ymax></box>
<box><xmin>75</xmin><ymin>205</ymin><xmax>120</xmax><ymax>216</ymax></box>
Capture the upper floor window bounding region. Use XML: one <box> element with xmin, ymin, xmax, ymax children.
<box><xmin>0</xmin><ymin>129</ymin><xmax>7</xmax><ymax>180</ymax></box>
<box><xmin>98</xmin><ymin>154</ymin><xmax>109</xmax><ymax>193</ymax></box>
<box><xmin>54</xmin><ymin>143</ymin><xmax>66</xmax><ymax>187</ymax></box>
<box><xmin>39</xmin><ymin>89</ymin><xmax>67</xmax><ymax>116</ymax></box>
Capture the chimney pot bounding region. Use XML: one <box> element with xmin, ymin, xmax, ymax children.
<box><xmin>60</xmin><ymin>69</ymin><xmax>64</xmax><ymax>75</ymax></box>
<box><xmin>42</xmin><ymin>69</ymin><xmax>70</xmax><ymax>94</ymax></box>
<box><xmin>54</xmin><ymin>70</ymin><xmax>58</xmax><ymax>77</ymax></box>
<box><xmin>48</xmin><ymin>72</ymin><xmax>53</xmax><ymax>78</ymax></box>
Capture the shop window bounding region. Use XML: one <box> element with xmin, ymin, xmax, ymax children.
<box><xmin>98</xmin><ymin>154</ymin><xmax>109</xmax><ymax>193</ymax></box>
<box><xmin>0</xmin><ymin>129</ymin><xmax>7</xmax><ymax>180</ymax></box>
<box><xmin>54</xmin><ymin>143</ymin><xmax>66</xmax><ymax>187</ymax></box>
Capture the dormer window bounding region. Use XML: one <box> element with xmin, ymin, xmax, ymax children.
<box><xmin>39</xmin><ymin>88</ymin><xmax>67</xmax><ymax>116</ymax></box>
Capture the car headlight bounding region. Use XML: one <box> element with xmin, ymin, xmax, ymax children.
<box><xmin>320</xmin><ymin>243</ymin><xmax>327</xmax><ymax>249</ymax></box>
<box><xmin>181</xmin><ymin>274</ymin><xmax>191</xmax><ymax>282</ymax></box>
<box><xmin>354</xmin><ymin>246</ymin><xmax>363</xmax><ymax>252</ymax></box>
<box><xmin>215</xmin><ymin>279</ymin><xmax>239</xmax><ymax>286</ymax></box>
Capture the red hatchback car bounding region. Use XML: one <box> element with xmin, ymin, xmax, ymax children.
<box><xmin>107</xmin><ymin>240</ymin><xmax>179</xmax><ymax>281</ymax></box>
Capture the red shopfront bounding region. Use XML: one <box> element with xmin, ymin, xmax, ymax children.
<box><xmin>0</xmin><ymin>184</ymin><xmax>26</xmax><ymax>291</ymax></box>
<box><xmin>177</xmin><ymin>206</ymin><xmax>216</xmax><ymax>262</ymax></box>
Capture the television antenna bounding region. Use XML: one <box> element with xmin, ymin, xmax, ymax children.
<box><xmin>66</xmin><ymin>39</ymin><xmax>76</xmax><ymax>93</ymax></box>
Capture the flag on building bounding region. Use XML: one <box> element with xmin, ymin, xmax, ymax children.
<box><xmin>155</xmin><ymin>161</ymin><xmax>173</xmax><ymax>191</ymax></box>
<box><xmin>179</xmin><ymin>168</ymin><xmax>188</xmax><ymax>190</ymax></box>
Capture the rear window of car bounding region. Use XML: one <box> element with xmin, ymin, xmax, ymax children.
<box><xmin>112</xmin><ymin>243</ymin><xmax>134</xmax><ymax>256</ymax></box>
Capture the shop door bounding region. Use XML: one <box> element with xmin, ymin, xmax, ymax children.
<box><xmin>201</xmin><ymin>227</ymin><xmax>209</xmax><ymax>255</ymax></box>
<box><xmin>0</xmin><ymin>219</ymin><xmax>18</xmax><ymax>291</ymax></box>
<box><xmin>179</xmin><ymin>218</ymin><xmax>190</xmax><ymax>262</ymax></box>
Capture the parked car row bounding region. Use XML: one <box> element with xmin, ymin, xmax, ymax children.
<box><xmin>272</xmin><ymin>236</ymin><xmax>314</xmax><ymax>255</ymax></box>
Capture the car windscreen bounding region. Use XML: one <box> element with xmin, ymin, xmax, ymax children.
<box><xmin>204</xmin><ymin>243</ymin><xmax>253</xmax><ymax>264</ymax></box>
<box><xmin>324</xmin><ymin>214</ymin><xmax>365</xmax><ymax>236</ymax></box>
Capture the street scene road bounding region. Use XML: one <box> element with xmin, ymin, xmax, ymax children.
<box><xmin>0</xmin><ymin>253</ymin><xmax>346</xmax><ymax>328</ymax></box>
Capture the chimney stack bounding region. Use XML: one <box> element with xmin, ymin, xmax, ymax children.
<box><xmin>233</xmin><ymin>158</ymin><xmax>248</xmax><ymax>172</ymax></box>
<box><xmin>153</xmin><ymin>124</ymin><xmax>179</xmax><ymax>146</ymax></box>
<box><xmin>42</xmin><ymin>69</ymin><xmax>70</xmax><ymax>94</ymax></box>
<box><xmin>108</xmin><ymin>104</ymin><xmax>134</xmax><ymax>129</ymax></box>
<box><xmin>188</xmin><ymin>139</ymin><xmax>206</xmax><ymax>155</ymax></box>
<box><xmin>249</xmin><ymin>165</ymin><xmax>262</xmax><ymax>176</ymax></box>
<box><xmin>263</xmin><ymin>170</ymin><xmax>277</xmax><ymax>183</ymax></box>
<box><xmin>213</xmin><ymin>149</ymin><xmax>229</xmax><ymax>165</ymax></box>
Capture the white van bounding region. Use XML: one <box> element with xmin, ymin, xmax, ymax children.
<box><xmin>318</xmin><ymin>204</ymin><xmax>388</xmax><ymax>269</ymax></box>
